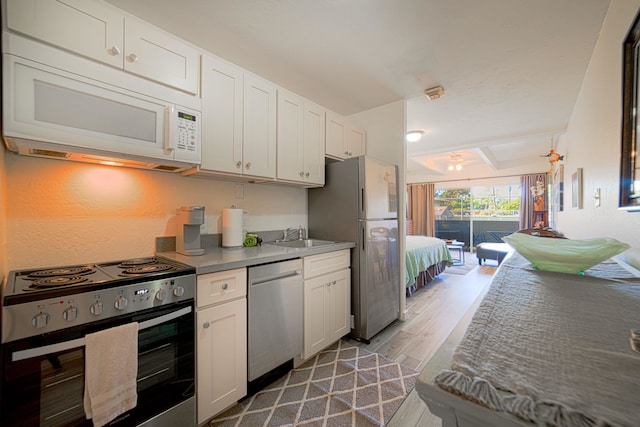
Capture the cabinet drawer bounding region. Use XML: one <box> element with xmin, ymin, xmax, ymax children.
<box><xmin>197</xmin><ymin>268</ymin><xmax>247</xmax><ymax>308</ymax></box>
<box><xmin>303</xmin><ymin>249</ymin><xmax>350</xmax><ymax>279</ymax></box>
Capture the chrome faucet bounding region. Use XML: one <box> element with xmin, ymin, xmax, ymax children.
<box><xmin>283</xmin><ymin>226</ymin><xmax>306</xmax><ymax>241</ymax></box>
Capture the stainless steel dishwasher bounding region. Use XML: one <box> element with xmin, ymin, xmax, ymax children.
<box><xmin>248</xmin><ymin>258</ymin><xmax>303</xmax><ymax>392</ymax></box>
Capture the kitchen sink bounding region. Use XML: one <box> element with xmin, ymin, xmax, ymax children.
<box><xmin>268</xmin><ymin>239</ymin><xmax>335</xmax><ymax>248</ymax></box>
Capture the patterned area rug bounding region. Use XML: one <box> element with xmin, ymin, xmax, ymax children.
<box><xmin>210</xmin><ymin>340</ymin><xmax>418</xmax><ymax>426</ymax></box>
<box><xmin>444</xmin><ymin>252</ymin><xmax>477</xmax><ymax>275</ymax></box>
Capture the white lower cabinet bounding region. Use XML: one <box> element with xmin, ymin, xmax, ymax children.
<box><xmin>196</xmin><ymin>268</ymin><xmax>247</xmax><ymax>424</ymax></box>
<box><xmin>302</xmin><ymin>250</ymin><xmax>351</xmax><ymax>360</ymax></box>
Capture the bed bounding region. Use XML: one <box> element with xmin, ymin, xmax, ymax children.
<box><xmin>415</xmin><ymin>250</ymin><xmax>640</xmax><ymax>427</ymax></box>
<box><xmin>405</xmin><ymin>235</ymin><xmax>453</xmax><ymax>296</ymax></box>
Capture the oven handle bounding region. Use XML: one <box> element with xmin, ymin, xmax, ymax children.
<box><xmin>11</xmin><ymin>306</ymin><xmax>192</xmax><ymax>362</ymax></box>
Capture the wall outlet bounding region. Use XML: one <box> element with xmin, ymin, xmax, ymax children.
<box><xmin>235</xmin><ymin>184</ymin><xmax>244</xmax><ymax>199</ymax></box>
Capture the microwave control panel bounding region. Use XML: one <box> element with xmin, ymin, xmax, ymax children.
<box><xmin>176</xmin><ymin>111</ymin><xmax>199</xmax><ymax>153</ymax></box>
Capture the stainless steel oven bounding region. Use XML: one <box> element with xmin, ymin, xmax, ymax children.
<box><xmin>0</xmin><ymin>257</ymin><xmax>196</xmax><ymax>427</ymax></box>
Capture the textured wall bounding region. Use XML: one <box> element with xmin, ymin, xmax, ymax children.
<box><xmin>556</xmin><ymin>0</ymin><xmax>640</xmax><ymax>248</ymax></box>
<box><xmin>4</xmin><ymin>153</ymin><xmax>307</xmax><ymax>270</ymax></box>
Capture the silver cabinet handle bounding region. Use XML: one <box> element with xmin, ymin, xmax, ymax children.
<box><xmin>203</xmin><ymin>321</ymin><xmax>210</xmax><ymax>329</ymax></box>
<box><xmin>110</xmin><ymin>46</ymin><xmax>121</xmax><ymax>55</ymax></box>
<box><xmin>12</xmin><ymin>306</ymin><xmax>192</xmax><ymax>362</ymax></box>
<box><xmin>299</xmin><ymin>171</ymin><xmax>304</xmax><ymax>177</ymax></box>
<box><xmin>305</xmin><ymin>172</ymin><xmax>310</xmax><ymax>177</ymax></box>
<box><xmin>236</xmin><ymin>161</ymin><xmax>242</xmax><ymax>169</ymax></box>
<box><xmin>127</xmin><ymin>53</ymin><xmax>138</xmax><ymax>63</ymax></box>
<box><xmin>221</xmin><ymin>283</ymin><xmax>228</xmax><ymax>290</ymax></box>
<box><xmin>245</xmin><ymin>162</ymin><xmax>251</xmax><ymax>170</ymax></box>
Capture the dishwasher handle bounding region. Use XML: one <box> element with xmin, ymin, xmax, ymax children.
<box><xmin>250</xmin><ymin>269</ymin><xmax>302</xmax><ymax>287</ymax></box>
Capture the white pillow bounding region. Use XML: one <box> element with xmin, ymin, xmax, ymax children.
<box><xmin>620</xmin><ymin>247</ymin><xmax>640</xmax><ymax>270</ymax></box>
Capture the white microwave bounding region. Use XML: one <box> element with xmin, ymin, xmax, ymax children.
<box><xmin>2</xmin><ymin>54</ymin><xmax>201</xmax><ymax>172</ymax></box>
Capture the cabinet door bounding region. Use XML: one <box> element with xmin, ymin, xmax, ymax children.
<box><xmin>201</xmin><ymin>55</ymin><xmax>244</xmax><ymax>174</ymax></box>
<box><xmin>197</xmin><ymin>298</ymin><xmax>247</xmax><ymax>423</ymax></box>
<box><xmin>303</xmin><ymin>275</ymin><xmax>330</xmax><ymax>359</ymax></box>
<box><xmin>325</xmin><ymin>111</ymin><xmax>347</xmax><ymax>159</ymax></box>
<box><xmin>243</xmin><ymin>74</ymin><xmax>277</xmax><ymax>178</ymax></box>
<box><xmin>303</xmin><ymin>101</ymin><xmax>326</xmax><ymax>185</ymax></box>
<box><xmin>277</xmin><ymin>89</ymin><xmax>305</xmax><ymax>182</ymax></box>
<box><xmin>7</xmin><ymin>0</ymin><xmax>124</xmax><ymax>68</ymax></box>
<box><xmin>329</xmin><ymin>269</ymin><xmax>351</xmax><ymax>341</ymax></box>
<box><xmin>124</xmin><ymin>16</ymin><xmax>199</xmax><ymax>94</ymax></box>
<box><xmin>347</xmin><ymin>124</ymin><xmax>366</xmax><ymax>157</ymax></box>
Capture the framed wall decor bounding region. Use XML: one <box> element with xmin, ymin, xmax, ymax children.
<box><xmin>571</xmin><ymin>168</ymin><xmax>583</xmax><ymax>209</ymax></box>
<box><xmin>620</xmin><ymin>8</ymin><xmax>640</xmax><ymax>211</ymax></box>
<box><xmin>554</xmin><ymin>164</ymin><xmax>564</xmax><ymax>212</ymax></box>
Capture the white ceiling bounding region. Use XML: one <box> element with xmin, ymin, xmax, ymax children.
<box><xmin>107</xmin><ymin>0</ymin><xmax>611</xmax><ymax>183</ymax></box>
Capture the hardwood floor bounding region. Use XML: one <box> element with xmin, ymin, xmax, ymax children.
<box><xmin>344</xmin><ymin>256</ymin><xmax>498</xmax><ymax>426</ymax></box>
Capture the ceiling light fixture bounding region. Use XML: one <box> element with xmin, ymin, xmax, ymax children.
<box><xmin>406</xmin><ymin>130</ymin><xmax>424</xmax><ymax>143</ymax></box>
<box><xmin>424</xmin><ymin>86</ymin><xmax>445</xmax><ymax>100</ymax></box>
<box><xmin>447</xmin><ymin>152</ymin><xmax>463</xmax><ymax>172</ymax></box>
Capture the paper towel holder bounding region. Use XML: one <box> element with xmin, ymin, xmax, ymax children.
<box><xmin>176</xmin><ymin>206</ymin><xmax>205</xmax><ymax>256</ymax></box>
<box><xmin>222</xmin><ymin>207</ymin><xmax>245</xmax><ymax>248</ymax></box>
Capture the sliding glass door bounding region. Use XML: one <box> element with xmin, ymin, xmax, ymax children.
<box><xmin>435</xmin><ymin>184</ymin><xmax>520</xmax><ymax>250</ymax></box>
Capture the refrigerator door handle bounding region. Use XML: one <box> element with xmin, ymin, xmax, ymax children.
<box><xmin>360</xmin><ymin>188</ymin><xmax>365</xmax><ymax>217</ymax></box>
<box><xmin>361</xmin><ymin>226</ymin><xmax>366</xmax><ymax>252</ymax></box>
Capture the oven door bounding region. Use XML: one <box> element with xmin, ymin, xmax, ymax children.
<box><xmin>1</xmin><ymin>301</ymin><xmax>194</xmax><ymax>427</ymax></box>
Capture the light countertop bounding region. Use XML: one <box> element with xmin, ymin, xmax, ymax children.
<box><xmin>157</xmin><ymin>241</ymin><xmax>355</xmax><ymax>275</ymax></box>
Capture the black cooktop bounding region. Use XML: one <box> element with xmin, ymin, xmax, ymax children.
<box><xmin>3</xmin><ymin>257</ymin><xmax>195</xmax><ymax>305</ymax></box>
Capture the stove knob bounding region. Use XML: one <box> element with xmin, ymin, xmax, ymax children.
<box><xmin>32</xmin><ymin>312</ymin><xmax>50</xmax><ymax>329</ymax></box>
<box><xmin>63</xmin><ymin>306</ymin><xmax>78</xmax><ymax>321</ymax></box>
<box><xmin>173</xmin><ymin>286</ymin><xmax>185</xmax><ymax>297</ymax></box>
<box><xmin>90</xmin><ymin>302</ymin><xmax>104</xmax><ymax>316</ymax></box>
<box><xmin>155</xmin><ymin>289</ymin><xmax>167</xmax><ymax>301</ymax></box>
<box><xmin>114</xmin><ymin>296</ymin><xmax>128</xmax><ymax>310</ymax></box>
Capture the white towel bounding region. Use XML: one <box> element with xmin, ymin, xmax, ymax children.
<box><xmin>84</xmin><ymin>322</ymin><xmax>139</xmax><ymax>427</ymax></box>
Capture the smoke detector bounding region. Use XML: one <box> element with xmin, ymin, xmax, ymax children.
<box><xmin>424</xmin><ymin>86</ymin><xmax>445</xmax><ymax>100</ymax></box>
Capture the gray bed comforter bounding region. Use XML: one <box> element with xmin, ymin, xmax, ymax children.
<box><xmin>436</xmin><ymin>253</ymin><xmax>640</xmax><ymax>427</ymax></box>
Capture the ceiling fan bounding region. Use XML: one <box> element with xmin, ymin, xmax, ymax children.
<box><xmin>540</xmin><ymin>138</ymin><xmax>564</xmax><ymax>168</ymax></box>
<box><xmin>541</xmin><ymin>148</ymin><xmax>564</xmax><ymax>163</ymax></box>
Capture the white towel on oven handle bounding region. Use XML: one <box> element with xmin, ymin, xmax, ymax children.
<box><xmin>83</xmin><ymin>322</ymin><xmax>139</xmax><ymax>427</ymax></box>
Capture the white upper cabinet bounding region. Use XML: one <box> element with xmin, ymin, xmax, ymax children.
<box><xmin>347</xmin><ymin>123</ymin><xmax>366</xmax><ymax>158</ymax></box>
<box><xmin>123</xmin><ymin>16</ymin><xmax>199</xmax><ymax>94</ymax></box>
<box><xmin>277</xmin><ymin>89</ymin><xmax>305</xmax><ymax>182</ymax></box>
<box><xmin>6</xmin><ymin>0</ymin><xmax>199</xmax><ymax>94</ymax></box>
<box><xmin>7</xmin><ymin>0</ymin><xmax>124</xmax><ymax>68</ymax></box>
<box><xmin>198</xmin><ymin>55</ymin><xmax>276</xmax><ymax>180</ymax></box>
<box><xmin>303</xmin><ymin>101</ymin><xmax>326</xmax><ymax>185</ymax></box>
<box><xmin>325</xmin><ymin>111</ymin><xmax>347</xmax><ymax>159</ymax></box>
<box><xmin>200</xmin><ymin>55</ymin><xmax>244</xmax><ymax>175</ymax></box>
<box><xmin>277</xmin><ymin>89</ymin><xmax>325</xmax><ymax>186</ymax></box>
<box><xmin>325</xmin><ymin>111</ymin><xmax>366</xmax><ymax>160</ymax></box>
<box><xmin>243</xmin><ymin>73</ymin><xmax>277</xmax><ymax>179</ymax></box>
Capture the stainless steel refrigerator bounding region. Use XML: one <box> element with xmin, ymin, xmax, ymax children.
<box><xmin>308</xmin><ymin>155</ymin><xmax>400</xmax><ymax>342</ymax></box>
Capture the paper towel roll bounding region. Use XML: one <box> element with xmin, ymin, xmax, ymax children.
<box><xmin>222</xmin><ymin>208</ymin><xmax>244</xmax><ymax>247</ymax></box>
